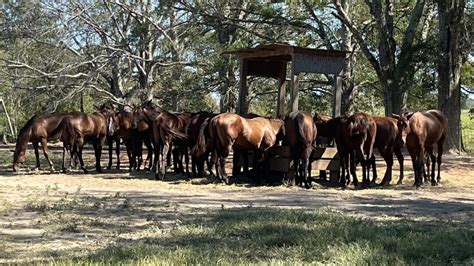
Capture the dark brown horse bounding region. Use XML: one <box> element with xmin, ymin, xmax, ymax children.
<box><xmin>60</xmin><ymin>106</ymin><xmax>117</xmax><ymax>173</ymax></box>
<box><xmin>395</xmin><ymin>110</ymin><xmax>447</xmax><ymax>187</ymax></box>
<box><xmin>314</xmin><ymin>113</ymin><xmax>376</xmax><ymax>188</ymax></box>
<box><xmin>284</xmin><ymin>111</ymin><xmax>317</xmax><ymax>188</ymax></box>
<box><xmin>344</xmin><ymin>113</ymin><xmax>377</xmax><ymax>188</ymax></box>
<box><xmin>186</xmin><ymin>111</ymin><xmax>217</xmax><ymax>178</ymax></box>
<box><xmin>108</xmin><ymin>109</ymin><xmax>137</xmax><ymax>170</ymax></box>
<box><xmin>371</xmin><ymin>116</ymin><xmax>404</xmax><ymax>186</ymax></box>
<box><xmin>193</xmin><ymin>113</ymin><xmax>285</xmax><ymax>184</ymax></box>
<box><xmin>153</xmin><ymin>111</ymin><xmax>190</xmax><ymax>180</ymax></box>
<box><xmin>13</xmin><ymin>113</ymin><xmax>66</xmax><ymax>172</ymax></box>
<box><xmin>132</xmin><ymin>100</ymin><xmax>163</xmax><ymax>171</ymax></box>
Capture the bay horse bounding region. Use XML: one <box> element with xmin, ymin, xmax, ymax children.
<box><xmin>314</xmin><ymin>113</ymin><xmax>377</xmax><ymax>188</ymax></box>
<box><xmin>132</xmin><ymin>100</ymin><xmax>163</xmax><ymax>171</ymax></box>
<box><xmin>284</xmin><ymin>111</ymin><xmax>317</xmax><ymax>188</ymax></box>
<box><xmin>193</xmin><ymin>113</ymin><xmax>285</xmax><ymax>184</ymax></box>
<box><xmin>395</xmin><ymin>110</ymin><xmax>447</xmax><ymax>187</ymax></box>
<box><xmin>370</xmin><ymin>116</ymin><xmax>404</xmax><ymax>186</ymax></box>
<box><xmin>153</xmin><ymin>111</ymin><xmax>190</xmax><ymax>180</ymax></box>
<box><xmin>314</xmin><ymin>114</ymin><xmax>347</xmax><ymax>186</ymax></box>
<box><xmin>60</xmin><ymin>105</ymin><xmax>117</xmax><ymax>173</ymax></box>
<box><xmin>109</xmin><ymin>109</ymin><xmax>137</xmax><ymax>170</ymax></box>
<box><xmin>13</xmin><ymin>113</ymin><xmax>66</xmax><ymax>172</ymax></box>
<box><xmin>186</xmin><ymin>111</ymin><xmax>217</xmax><ymax>178</ymax></box>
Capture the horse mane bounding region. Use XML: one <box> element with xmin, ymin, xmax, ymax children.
<box><xmin>16</xmin><ymin>115</ymin><xmax>38</xmax><ymax>146</ymax></box>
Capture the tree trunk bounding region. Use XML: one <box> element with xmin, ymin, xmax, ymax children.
<box><xmin>339</xmin><ymin>0</ymin><xmax>355</xmax><ymax>115</ymax></box>
<box><xmin>436</xmin><ymin>0</ymin><xmax>466</xmax><ymax>152</ymax></box>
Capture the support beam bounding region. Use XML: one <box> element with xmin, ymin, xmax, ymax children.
<box><xmin>276</xmin><ymin>63</ymin><xmax>287</xmax><ymax>117</ymax></box>
<box><xmin>290</xmin><ymin>62</ymin><xmax>300</xmax><ymax>112</ymax></box>
<box><xmin>237</xmin><ymin>58</ymin><xmax>248</xmax><ymax>115</ymax></box>
<box><xmin>332</xmin><ymin>75</ymin><xmax>342</xmax><ymax>117</ymax></box>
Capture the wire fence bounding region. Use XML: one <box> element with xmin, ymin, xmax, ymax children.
<box><xmin>461</xmin><ymin>110</ymin><xmax>474</xmax><ymax>155</ymax></box>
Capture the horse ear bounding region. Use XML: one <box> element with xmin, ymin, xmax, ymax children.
<box><xmin>404</xmin><ymin>112</ymin><xmax>414</xmax><ymax>120</ymax></box>
<box><xmin>391</xmin><ymin>114</ymin><xmax>400</xmax><ymax>119</ymax></box>
<box><xmin>94</xmin><ymin>104</ymin><xmax>99</xmax><ymax>110</ymax></box>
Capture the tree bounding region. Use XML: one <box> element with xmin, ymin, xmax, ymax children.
<box><xmin>334</xmin><ymin>0</ymin><xmax>429</xmax><ymax>116</ymax></box>
<box><xmin>436</xmin><ymin>0</ymin><xmax>471</xmax><ymax>151</ymax></box>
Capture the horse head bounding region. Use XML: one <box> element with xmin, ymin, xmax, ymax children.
<box><xmin>12</xmin><ymin>146</ymin><xmax>26</xmax><ymax>172</ymax></box>
<box><xmin>393</xmin><ymin>112</ymin><xmax>414</xmax><ymax>146</ymax></box>
<box><xmin>270</xmin><ymin>118</ymin><xmax>286</xmax><ymax>141</ymax></box>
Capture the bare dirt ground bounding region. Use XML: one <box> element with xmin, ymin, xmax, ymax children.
<box><xmin>0</xmin><ymin>145</ymin><xmax>473</xmax><ymax>263</ymax></box>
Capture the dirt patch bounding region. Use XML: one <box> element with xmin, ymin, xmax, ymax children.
<box><xmin>0</xmin><ymin>147</ymin><xmax>473</xmax><ymax>263</ymax></box>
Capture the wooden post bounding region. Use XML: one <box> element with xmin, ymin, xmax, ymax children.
<box><xmin>236</xmin><ymin>58</ymin><xmax>248</xmax><ymax>115</ymax></box>
<box><xmin>276</xmin><ymin>62</ymin><xmax>287</xmax><ymax>117</ymax></box>
<box><xmin>332</xmin><ymin>75</ymin><xmax>342</xmax><ymax>117</ymax></box>
<box><xmin>234</xmin><ymin>58</ymin><xmax>248</xmax><ymax>176</ymax></box>
<box><xmin>290</xmin><ymin>60</ymin><xmax>300</xmax><ymax>112</ymax></box>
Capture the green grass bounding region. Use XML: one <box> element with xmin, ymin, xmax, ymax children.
<box><xmin>41</xmin><ymin>207</ymin><xmax>473</xmax><ymax>265</ymax></box>
<box><xmin>461</xmin><ymin>109</ymin><xmax>474</xmax><ymax>155</ymax></box>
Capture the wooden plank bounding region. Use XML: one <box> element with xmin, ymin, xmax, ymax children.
<box><xmin>292</xmin><ymin>53</ymin><xmax>346</xmax><ymax>75</ymax></box>
<box><xmin>311</xmin><ymin>147</ymin><xmax>339</xmax><ymax>160</ymax></box>
<box><xmin>290</xmin><ymin>58</ymin><xmax>300</xmax><ymax>112</ymax></box>
<box><xmin>311</xmin><ymin>159</ymin><xmax>340</xmax><ymax>171</ymax></box>
<box><xmin>276</xmin><ymin>63</ymin><xmax>287</xmax><ymax>117</ymax></box>
<box><xmin>237</xmin><ymin>58</ymin><xmax>248</xmax><ymax>115</ymax></box>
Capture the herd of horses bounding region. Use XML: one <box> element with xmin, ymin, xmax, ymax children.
<box><xmin>12</xmin><ymin>101</ymin><xmax>448</xmax><ymax>189</ymax></box>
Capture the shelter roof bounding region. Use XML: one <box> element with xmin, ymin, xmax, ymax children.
<box><xmin>223</xmin><ymin>43</ymin><xmax>350</xmax><ymax>61</ymax></box>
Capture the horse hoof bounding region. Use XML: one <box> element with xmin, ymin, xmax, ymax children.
<box><xmin>83</xmin><ymin>169</ymin><xmax>89</xmax><ymax>174</ymax></box>
<box><xmin>431</xmin><ymin>181</ymin><xmax>438</xmax><ymax>186</ymax></box>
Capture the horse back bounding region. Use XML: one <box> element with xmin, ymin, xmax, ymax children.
<box><xmin>373</xmin><ymin>116</ymin><xmax>398</xmax><ymax>149</ymax></box>
<box><xmin>410</xmin><ymin>111</ymin><xmax>447</xmax><ymax>145</ymax></box>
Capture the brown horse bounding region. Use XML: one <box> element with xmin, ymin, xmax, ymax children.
<box><xmin>108</xmin><ymin>109</ymin><xmax>137</xmax><ymax>170</ymax></box>
<box><xmin>314</xmin><ymin>113</ymin><xmax>376</xmax><ymax>188</ymax></box>
<box><xmin>284</xmin><ymin>111</ymin><xmax>317</xmax><ymax>188</ymax></box>
<box><xmin>395</xmin><ymin>110</ymin><xmax>447</xmax><ymax>187</ymax></box>
<box><xmin>186</xmin><ymin>111</ymin><xmax>217</xmax><ymax>178</ymax></box>
<box><xmin>132</xmin><ymin>100</ymin><xmax>163</xmax><ymax>170</ymax></box>
<box><xmin>371</xmin><ymin>116</ymin><xmax>404</xmax><ymax>186</ymax></box>
<box><xmin>60</xmin><ymin>106</ymin><xmax>117</xmax><ymax>173</ymax></box>
<box><xmin>13</xmin><ymin>113</ymin><xmax>66</xmax><ymax>172</ymax></box>
<box><xmin>193</xmin><ymin>113</ymin><xmax>285</xmax><ymax>184</ymax></box>
<box><xmin>153</xmin><ymin>111</ymin><xmax>190</xmax><ymax>180</ymax></box>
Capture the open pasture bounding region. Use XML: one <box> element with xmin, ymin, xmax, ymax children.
<box><xmin>0</xmin><ymin>145</ymin><xmax>473</xmax><ymax>264</ymax></box>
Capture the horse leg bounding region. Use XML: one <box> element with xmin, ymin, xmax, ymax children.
<box><xmin>107</xmin><ymin>136</ymin><xmax>113</xmax><ymax>170</ymax></box>
<box><xmin>428</xmin><ymin>150</ymin><xmax>437</xmax><ymax>186</ymax></box>
<box><xmin>394</xmin><ymin>148</ymin><xmax>404</xmax><ymax>185</ymax></box>
<box><xmin>76</xmin><ymin>138</ymin><xmax>87</xmax><ymax>174</ymax></box>
<box><xmin>302</xmin><ymin>150</ymin><xmax>312</xmax><ymax>189</ymax></box>
<box><xmin>62</xmin><ymin>144</ymin><xmax>67</xmax><ymax>173</ymax></box>
<box><xmin>380</xmin><ymin>150</ymin><xmax>393</xmax><ymax>187</ymax></box>
<box><xmin>154</xmin><ymin>142</ymin><xmax>161</xmax><ymax>180</ymax></box>
<box><xmin>32</xmin><ymin>142</ymin><xmax>40</xmax><ymax>171</ymax></box>
<box><xmin>115</xmin><ymin>137</ymin><xmax>120</xmax><ymax>170</ymax></box>
<box><xmin>350</xmin><ymin>151</ymin><xmax>358</xmax><ymax>188</ymax></box>
<box><xmin>160</xmin><ymin>141</ymin><xmax>170</xmax><ymax>180</ymax></box>
<box><xmin>371</xmin><ymin>153</ymin><xmax>378</xmax><ymax>184</ymax></box>
<box><xmin>436</xmin><ymin>138</ymin><xmax>444</xmax><ymax>183</ymax></box>
<box><xmin>40</xmin><ymin>138</ymin><xmax>55</xmax><ymax>172</ymax></box>
<box><xmin>184</xmin><ymin>146</ymin><xmax>191</xmax><ymax>179</ymax></box>
<box><xmin>338</xmin><ymin>152</ymin><xmax>346</xmax><ymax>187</ymax></box>
<box><xmin>93</xmin><ymin>140</ymin><xmax>103</xmax><ymax>173</ymax></box>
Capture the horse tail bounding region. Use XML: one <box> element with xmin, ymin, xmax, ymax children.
<box><xmin>192</xmin><ymin>118</ymin><xmax>211</xmax><ymax>158</ymax></box>
<box><xmin>349</xmin><ymin>116</ymin><xmax>370</xmax><ymax>137</ymax></box>
<box><xmin>49</xmin><ymin>117</ymin><xmax>66</xmax><ymax>141</ymax></box>
<box><xmin>168</xmin><ymin>127</ymin><xmax>188</xmax><ymax>140</ymax></box>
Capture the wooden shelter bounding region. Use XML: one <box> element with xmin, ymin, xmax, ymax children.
<box><xmin>224</xmin><ymin>43</ymin><xmax>349</xmax><ymax>117</ymax></box>
<box><xmin>225</xmin><ymin>43</ymin><xmax>350</xmax><ymax>180</ymax></box>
